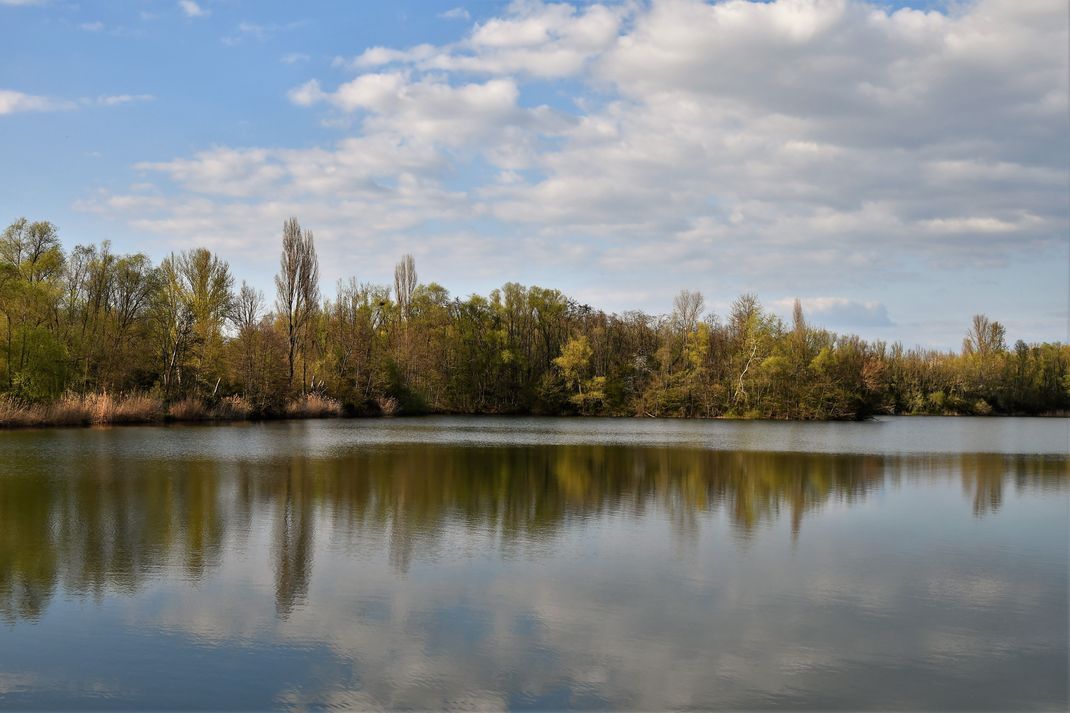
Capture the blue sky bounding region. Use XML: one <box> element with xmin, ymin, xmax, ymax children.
<box><xmin>1</xmin><ymin>0</ymin><xmax>1067</xmax><ymax>349</ymax></box>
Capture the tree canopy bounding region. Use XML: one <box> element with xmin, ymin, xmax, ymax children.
<box><xmin>1</xmin><ymin>216</ymin><xmax>1067</xmax><ymax>421</ymax></box>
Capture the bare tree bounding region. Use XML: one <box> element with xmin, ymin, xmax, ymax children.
<box><xmin>275</xmin><ymin>217</ymin><xmax>320</xmax><ymax>391</ymax></box>
<box><xmin>963</xmin><ymin>314</ymin><xmax>1006</xmax><ymax>359</ymax></box>
<box><xmin>792</xmin><ymin>298</ymin><xmax>806</xmax><ymax>336</ymax></box>
<box><xmin>231</xmin><ymin>281</ymin><xmax>264</xmax><ymax>334</ymax></box>
<box><xmin>393</xmin><ymin>254</ymin><xmax>417</xmax><ymax>321</ymax></box>
<box><xmin>671</xmin><ymin>289</ymin><xmax>704</xmax><ymax>333</ymax></box>
<box><xmin>963</xmin><ymin>314</ymin><xmax>1007</xmax><ymax>394</ymax></box>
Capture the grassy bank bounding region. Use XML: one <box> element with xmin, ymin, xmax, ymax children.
<box><xmin>0</xmin><ymin>392</ymin><xmax>343</xmax><ymax>429</ymax></box>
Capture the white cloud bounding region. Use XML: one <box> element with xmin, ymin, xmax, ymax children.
<box><xmin>236</xmin><ymin>21</ymin><xmax>270</xmax><ymax>40</ymax></box>
<box><xmin>439</xmin><ymin>7</ymin><xmax>470</xmax><ymax>21</ymax></box>
<box><xmin>281</xmin><ymin>52</ymin><xmax>310</xmax><ymax>65</ymax></box>
<box><xmin>338</xmin><ymin>1</ymin><xmax>629</xmax><ymax>78</ymax></box>
<box><xmin>773</xmin><ymin>297</ymin><xmax>894</xmax><ymax>328</ymax></box>
<box><xmin>85</xmin><ymin>0</ymin><xmax>1070</xmax><ymax>344</ymax></box>
<box><xmin>332</xmin><ymin>44</ymin><xmax>438</xmax><ymax>72</ymax></box>
<box><xmin>96</xmin><ymin>94</ymin><xmax>155</xmax><ymax>107</ymax></box>
<box><xmin>1</xmin><ymin>90</ymin><xmax>156</xmax><ymax>115</ymax></box>
<box><xmin>223</xmin><ymin>19</ymin><xmax>306</xmax><ymax>45</ymax></box>
<box><xmin>287</xmin><ymin>72</ymin><xmax>571</xmax><ymax>167</ymax></box>
<box><xmin>287</xmin><ymin>79</ymin><xmax>324</xmax><ymax>107</ymax></box>
<box><xmin>178</xmin><ymin>0</ymin><xmax>208</xmax><ymax>19</ymax></box>
<box><xmin>0</xmin><ymin>89</ymin><xmax>74</xmax><ymax>115</ymax></box>
<box><xmin>918</xmin><ymin>216</ymin><xmax>1028</xmax><ymax>235</ymax></box>
<box><xmin>79</xmin><ymin>21</ymin><xmax>104</xmax><ymax>32</ymax></box>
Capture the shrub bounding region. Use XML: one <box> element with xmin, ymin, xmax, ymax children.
<box><xmin>214</xmin><ymin>395</ymin><xmax>253</xmax><ymax>420</ymax></box>
<box><xmin>376</xmin><ymin>395</ymin><xmax>399</xmax><ymax>417</ymax></box>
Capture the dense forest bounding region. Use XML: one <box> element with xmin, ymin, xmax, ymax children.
<box><xmin>0</xmin><ymin>216</ymin><xmax>1067</xmax><ymax>426</ymax></box>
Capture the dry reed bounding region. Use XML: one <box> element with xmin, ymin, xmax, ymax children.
<box><xmin>285</xmin><ymin>393</ymin><xmax>342</xmax><ymax>418</ymax></box>
<box><xmin>214</xmin><ymin>395</ymin><xmax>253</xmax><ymax>420</ymax></box>
<box><xmin>0</xmin><ymin>392</ymin><xmax>165</xmax><ymax>427</ymax></box>
<box><xmin>168</xmin><ymin>397</ymin><xmax>209</xmax><ymax>421</ymax></box>
<box><xmin>1</xmin><ymin>390</ymin><xmax>356</xmax><ymax>428</ymax></box>
<box><xmin>112</xmin><ymin>393</ymin><xmax>164</xmax><ymax>423</ymax></box>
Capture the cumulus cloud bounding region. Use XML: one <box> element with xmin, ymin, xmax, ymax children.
<box><xmin>83</xmin><ymin>0</ymin><xmax>1069</xmax><ymax>344</ymax></box>
<box><xmin>287</xmin><ymin>72</ymin><xmax>570</xmax><ymax>163</ymax></box>
<box><xmin>336</xmin><ymin>1</ymin><xmax>628</xmax><ymax>78</ymax></box>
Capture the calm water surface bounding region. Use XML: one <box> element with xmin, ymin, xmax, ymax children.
<box><xmin>0</xmin><ymin>416</ymin><xmax>1067</xmax><ymax>710</ymax></box>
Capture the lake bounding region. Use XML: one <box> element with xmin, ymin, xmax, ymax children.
<box><xmin>0</xmin><ymin>416</ymin><xmax>1066</xmax><ymax>710</ymax></box>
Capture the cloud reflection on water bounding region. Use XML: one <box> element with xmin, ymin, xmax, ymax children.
<box><xmin>0</xmin><ymin>422</ymin><xmax>1065</xmax><ymax>709</ymax></box>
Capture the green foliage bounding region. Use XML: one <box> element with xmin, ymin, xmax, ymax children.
<box><xmin>2</xmin><ymin>216</ymin><xmax>1068</xmax><ymax>422</ymax></box>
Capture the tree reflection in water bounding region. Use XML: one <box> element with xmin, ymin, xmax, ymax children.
<box><xmin>0</xmin><ymin>443</ymin><xmax>1064</xmax><ymax>624</ymax></box>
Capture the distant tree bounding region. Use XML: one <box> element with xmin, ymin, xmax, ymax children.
<box><xmin>963</xmin><ymin>314</ymin><xmax>1006</xmax><ymax>359</ymax></box>
<box><xmin>275</xmin><ymin>217</ymin><xmax>319</xmax><ymax>392</ymax></box>
<box><xmin>791</xmin><ymin>298</ymin><xmax>805</xmax><ymax>337</ymax></box>
<box><xmin>153</xmin><ymin>255</ymin><xmax>195</xmax><ymax>398</ymax></box>
<box><xmin>728</xmin><ymin>293</ymin><xmax>776</xmax><ymax>411</ymax></box>
<box><xmin>393</xmin><ymin>254</ymin><xmax>417</xmax><ymax>321</ymax></box>
<box><xmin>963</xmin><ymin>314</ymin><xmax>1007</xmax><ymax>402</ymax></box>
<box><xmin>672</xmin><ymin>289</ymin><xmax>704</xmax><ymax>334</ymax></box>
<box><xmin>553</xmin><ymin>335</ymin><xmax>605</xmax><ymax>413</ymax></box>
<box><xmin>231</xmin><ymin>281</ymin><xmax>263</xmax><ymax>335</ymax></box>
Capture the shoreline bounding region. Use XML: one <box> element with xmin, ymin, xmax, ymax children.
<box><xmin>2</xmin><ymin>398</ymin><xmax>1066</xmax><ymax>432</ymax></box>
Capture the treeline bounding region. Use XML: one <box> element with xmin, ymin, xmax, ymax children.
<box><xmin>1</xmin><ymin>216</ymin><xmax>1067</xmax><ymax>424</ymax></box>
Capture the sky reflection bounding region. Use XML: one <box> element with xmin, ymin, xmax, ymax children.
<box><xmin>0</xmin><ymin>418</ymin><xmax>1066</xmax><ymax>710</ymax></box>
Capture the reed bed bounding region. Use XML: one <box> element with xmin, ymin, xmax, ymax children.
<box><xmin>0</xmin><ymin>392</ymin><xmax>347</xmax><ymax>428</ymax></box>
<box><xmin>0</xmin><ymin>396</ymin><xmax>42</xmax><ymax>427</ymax></box>
<box><xmin>112</xmin><ymin>393</ymin><xmax>165</xmax><ymax>423</ymax></box>
<box><xmin>0</xmin><ymin>392</ymin><xmax>164</xmax><ymax>427</ymax></box>
<box><xmin>285</xmin><ymin>393</ymin><xmax>343</xmax><ymax>418</ymax></box>
<box><xmin>167</xmin><ymin>397</ymin><xmax>209</xmax><ymax>422</ymax></box>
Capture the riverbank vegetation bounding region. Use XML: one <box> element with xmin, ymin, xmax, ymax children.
<box><xmin>1</xmin><ymin>216</ymin><xmax>1067</xmax><ymax>427</ymax></box>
